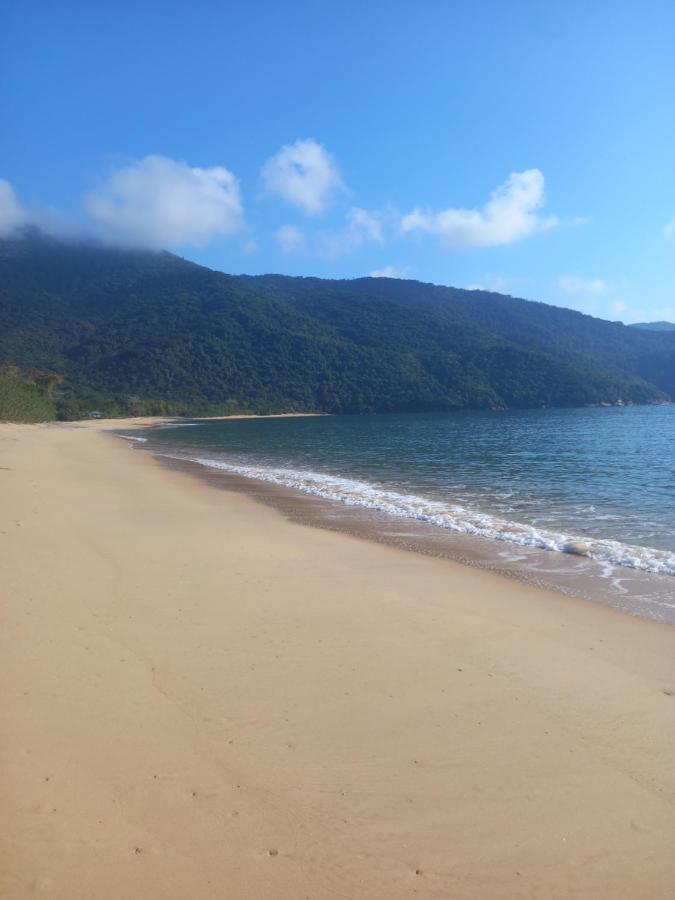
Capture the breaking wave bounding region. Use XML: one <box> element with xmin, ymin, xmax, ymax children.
<box><xmin>172</xmin><ymin>454</ymin><xmax>675</xmax><ymax>578</ymax></box>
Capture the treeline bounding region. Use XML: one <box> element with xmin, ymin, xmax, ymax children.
<box><xmin>0</xmin><ymin>364</ymin><xmax>257</xmax><ymax>421</ymax></box>
<box><xmin>56</xmin><ymin>395</ymin><xmax>252</xmax><ymax>420</ymax></box>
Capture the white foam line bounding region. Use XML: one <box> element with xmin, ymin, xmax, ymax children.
<box><xmin>159</xmin><ymin>453</ymin><xmax>675</xmax><ymax>579</ymax></box>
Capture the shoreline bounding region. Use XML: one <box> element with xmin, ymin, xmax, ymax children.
<box><xmin>2</xmin><ymin>422</ymin><xmax>675</xmax><ymax>898</ymax></box>
<box><xmin>58</xmin><ymin>412</ymin><xmax>329</xmax><ymax>430</ymax></box>
<box><xmin>119</xmin><ymin>422</ymin><xmax>675</xmax><ymax>627</ymax></box>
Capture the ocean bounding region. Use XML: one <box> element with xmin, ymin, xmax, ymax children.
<box><xmin>120</xmin><ymin>404</ymin><xmax>675</xmax><ymax>623</ymax></box>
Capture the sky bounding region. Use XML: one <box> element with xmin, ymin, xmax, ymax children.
<box><xmin>1</xmin><ymin>0</ymin><xmax>674</xmax><ymax>323</ymax></box>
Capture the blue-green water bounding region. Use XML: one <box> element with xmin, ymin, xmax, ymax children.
<box><xmin>124</xmin><ymin>405</ymin><xmax>675</xmax><ymax>620</ymax></box>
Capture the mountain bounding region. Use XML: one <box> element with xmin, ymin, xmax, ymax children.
<box><xmin>1</xmin><ymin>231</ymin><xmax>674</xmax><ymax>419</ymax></box>
<box><xmin>630</xmin><ymin>321</ymin><xmax>675</xmax><ymax>332</ymax></box>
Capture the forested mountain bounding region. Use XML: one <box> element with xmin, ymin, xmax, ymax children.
<box><xmin>1</xmin><ymin>231</ymin><xmax>673</xmax><ymax>419</ymax></box>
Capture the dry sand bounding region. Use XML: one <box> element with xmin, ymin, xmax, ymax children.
<box><xmin>1</xmin><ymin>420</ymin><xmax>674</xmax><ymax>899</ymax></box>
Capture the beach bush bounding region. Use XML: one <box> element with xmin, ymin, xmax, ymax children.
<box><xmin>0</xmin><ymin>375</ymin><xmax>57</xmax><ymax>422</ymax></box>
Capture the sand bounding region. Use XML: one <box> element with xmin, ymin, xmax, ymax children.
<box><xmin>1</xmin><ymin>420</ymin><xmax>674</xmax><ymax>899</ymax></box>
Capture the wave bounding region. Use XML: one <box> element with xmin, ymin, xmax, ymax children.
<box><xmin>118</xmin><ymin>434</ymin><xmax>148</xmax><ymax>443</ymax></box>
<box><xmin>162</xmin><ymin>453</ymin><xmax>675</xmax><ymax>578</ymax></box>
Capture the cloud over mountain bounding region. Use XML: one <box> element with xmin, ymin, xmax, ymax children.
<box><xmin>369</xmin><ymin>265</ymin><xmax>412</xmax><ymax>279</ymax></box>
<box><xmin>262</xmin><ymin>139</ymin><xmax>344</xmax><ymax>215</ymax></box>
<box><xmin>84</xmin><ymin>155</ymin><xmax>243</xmax><ymax>247</ymax></box>
<box><xmin>318</xmin><ymin>207</ymin><xmax>384</xmax><ymax>259</ymax></box>
<box><xmin>558</xmin><ymin>274</ymin><xmax>606</xmax><ymax>295</ymax></box>
<box><xmin>401</xmin><ymin>169</ymin><xmax>557</xmax><ymax>248</ymax></box>
<box><xmin>0</xmin><ymin>180</ymin><xmax>28</xmax><ymax>236</ymax></box>
<box><xmin>276</xmin><ymin>224</ymin><xmax>306</xmax><ymax>253</ymax></box>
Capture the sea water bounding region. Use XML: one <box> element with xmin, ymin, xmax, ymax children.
<box><xmin>124</xmin><ymin>405</ymin><xmax>675</xmax><ymax>622</ymax></box>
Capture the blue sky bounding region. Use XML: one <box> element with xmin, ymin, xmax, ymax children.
<box><xmin>2</xmin><ymin>0</ymin><xmax>674</xmax><ymax>323</ymax></box>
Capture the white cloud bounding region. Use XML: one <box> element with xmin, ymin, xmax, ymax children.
<box><xmin>558</xmin><ymin>274</ymin><xmax>606</xmax><ymax>295</ymax></box>
<box><xmin>262</xmin><ymin>139</ymin><xmax>344</xmax><ymax>215</ymax></box>
<box><xmin>0</xmin><ymin>179</ymin><xmax>29</xmax><ymax>236</ymax></box>
<box><xmin>401</xmin><ymin>169</ymin><xmax>558</xmax><ymax>249</ymax></box>
<box><xmin>610</xmin><ymin>299</ymin><xmax>627</xmax><ymax>315</ymax></box>
<box><xmin>348</xmin><ymin>207</ymin><xmax>383</xmax><ymax>244</ymax></box>
<box><xmin>84</xmin><ymin>155</ymin><xmax>243</xmax><ymax>248</ymax></box>
<box><xmin>664</xmin><ymin>219</ymin><xmax>675</xmax><ymax>239</ymax></box>
<box><xmin>369</xmin><ymin>265</ymin><xmax>412</xmax><ymax>279</ymax></box>
<box><xmin>318</xmin><ymin>207</ymin><xmax>384</xmax><ymax>259</ymax></box>
<box><xmin>0</xmin><ymin>182</ymin><xmax>83</xmax><ymax>239</ymax></box>
<box><xmin>275</xmin><ymin>224</ymin><xmax>305</xmax><ymax>253</ymax></box>
<box><xmin>465</xmin><ymin>274</ymin><xmax>523</xmax><ymax>294</ymax></box>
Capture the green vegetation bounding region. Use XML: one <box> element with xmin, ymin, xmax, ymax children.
<box><xmin>0</xmin><ymin>367</ymin><xmax>57</xmax><ymax>422</ymax></box>
<box><xmin>1</xmin><ymin>231</ymin><xmax>673</xmax><ymax>419</ymax></box>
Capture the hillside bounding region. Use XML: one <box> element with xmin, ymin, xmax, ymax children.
<box><xmin>1</xmin><ymin>231</ymin><xmax>673</xmax><ymax>419</ymax></box>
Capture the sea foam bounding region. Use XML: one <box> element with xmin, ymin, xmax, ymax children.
<box><xmin>172</xmin><ymin>454</ymin><xmax>675</xmax><ymax>579</ymax></box>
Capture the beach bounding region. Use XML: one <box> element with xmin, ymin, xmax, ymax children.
<box><xmin>2</xmin><ymin>420</ymin><xmax>675</xmax><ymax>899</ymax></box>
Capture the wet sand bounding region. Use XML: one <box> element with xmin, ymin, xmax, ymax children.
<box><xmin>2</xmin><ymin>420</ymin><xmax>675</xmax><ymax>898</ymax></box>
<box><xmin>148</xmin><ymin>450</ymin><xmax>675</xmax><ymax>626</ymax></box>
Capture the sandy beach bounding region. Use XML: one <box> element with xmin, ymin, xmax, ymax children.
<box><xmin>2</xmin><ymin>420</ymin><xmax>674</xmax><ymax>899</ymax></box>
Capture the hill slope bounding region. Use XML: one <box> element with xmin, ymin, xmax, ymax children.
<box><xmin>1</xmin><ymin>232</ymin><xmax>673</xmax><ymax>418</ymax></box>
